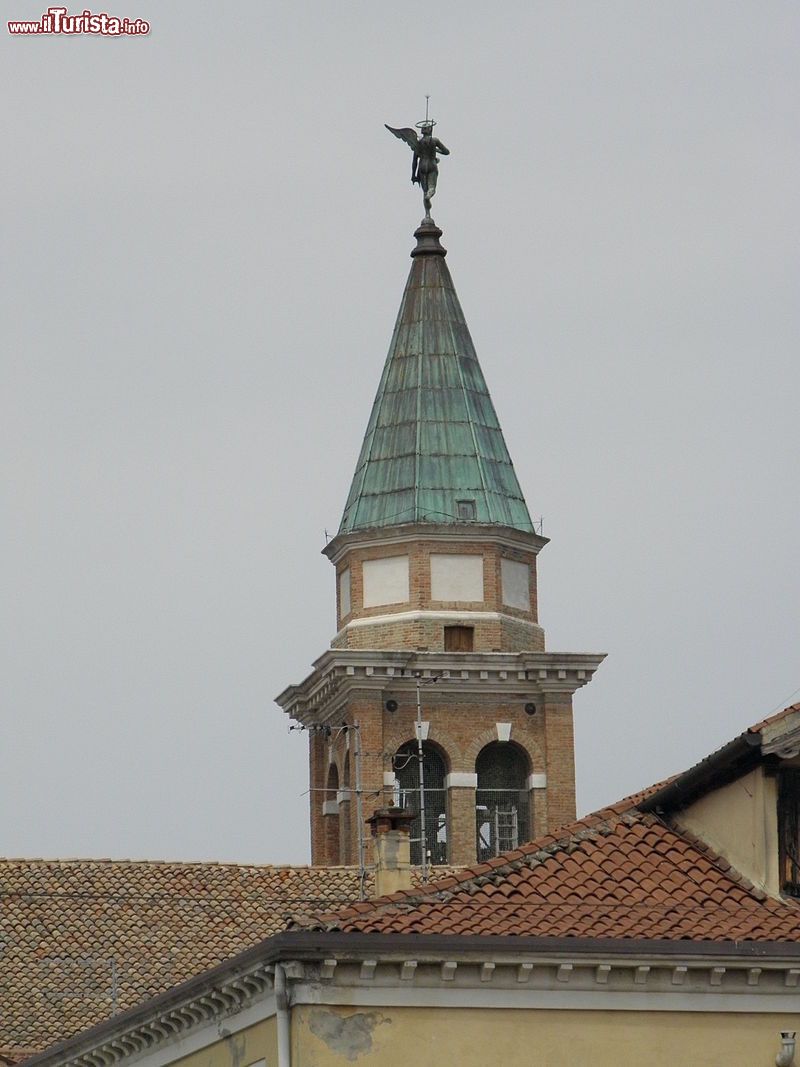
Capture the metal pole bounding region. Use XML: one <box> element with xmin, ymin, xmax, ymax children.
<box><xmin>353</xmin><ymin>722</ymin><xmax>367</xmax><ymax>899</ymax></box>
<box><xmin>415</xmin><ymin>676</ymin><xmax>428</xmax><ymax>883</ymax></box>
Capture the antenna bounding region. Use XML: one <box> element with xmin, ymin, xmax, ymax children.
<box><xmin>424</xmin><ymin>94</ymin><xmax>430</xmax><ymax>123</ymax></box>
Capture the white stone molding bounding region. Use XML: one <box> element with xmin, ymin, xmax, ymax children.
<box><xmin>336</xmin><ymin>789</ymin><xmax>350</xmax><ymax>806</ymax></box>
<box><xmin>324</xmin><ymin>523</ymin><xmax>546</xmax><ymax>565</ymax></box>
<box><xmin>527</xmin><ymin>773</ymin><xmax>547</xmax><ymax>790</ymax></box>
<box><xmin>383</xmin><ymin>771</ymin><xmax>398</xmax><ymax>786</ymax></box>
<box><xmin>339</xmin><ymin>608</ymin><xmax>542</xmax><ymax>632</ymax></box>
<box><xmin>501</xmin><ymin>557</ymin><xmax>531</xmax><ymax>611</ymax></box>
<box><xmin>430</xmin><ymin>553</ymin><xmax>484</xmax><ymax>602</ymax></box>
<box><xmin>40</xmin><ymin>953</ymin><xmax>800</xmax><ymax>1067</ymax></box>
<box><xmin>276</xmin><ymin>648</ymin><xmax>606</xmax><ymax>725</ymax></box>
<box><xmin>338</xmin><ymin>567</ymin><xmax>351</xmax><ymax>619</ymax></box>
<box><xmin>416</xmin><ymin>720</ymin><xmax>430</xmax><ymax>741</ymax></box>
<box><xmin>496</xmin><ymin>722</ymin><xmax>512</xmax><ymax>742</ymax></box>
<box><xmin>362</xmin><ymin>556</ymin><xmax>409</xmax><ymax>608</ymax></box>
<box><xmin>445</xmin><ymin>772</ymin><xmax>478</xmax><ymax>789</ymax></box>
<box><xmin>321</xmin><ymin>800</ymin><xmax>339</xmax><ymax>816</ymax></box>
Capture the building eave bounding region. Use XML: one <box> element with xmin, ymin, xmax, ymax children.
<box><xmin>23</xmin><ymin>931</ymin><xmax>800</xmax><ymax>1067</ymax></box>
<box><xmin>638</xmin><ymin>731</ymin><xmax>763</xmax><ymax>815</ymax></box>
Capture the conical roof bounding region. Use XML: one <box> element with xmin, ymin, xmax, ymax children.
<box><xmin>339</xmin><ymin>218</ymin><xmax>534</xmax><ymax>536</ymax></box>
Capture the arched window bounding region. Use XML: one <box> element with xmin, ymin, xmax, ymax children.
<box><xmin>394</xmin><ymin>741</ymin><xmax>447</xmax><ymax>866</ymax></box>
<box><xmin>324</xmin><ymin>763</ymin><xmax>339</xmax><ymax>865</ymax></box>
<box><xmin>475</xmin><ymin>742</ymin><xmax>530</xmax><ymax>861</ymax></box>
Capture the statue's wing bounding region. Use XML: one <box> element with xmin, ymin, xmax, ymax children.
<box><xmin>385</xmin><ymin>125</ymin><xmax>418</xmax><ymax>150</ymax></box>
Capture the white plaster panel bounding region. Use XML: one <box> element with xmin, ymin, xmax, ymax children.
<box><xmin>362</xmin><ymin>555</ymin><xmax>409</xmax><ymax>608</ymax></box>
<box><xmin>338</xmin><ymin>567</ymin><xmax>351</xmax><ymax>618</ymax></box>
<box><xmin>383</xmin><ymin>771</ymin><xmax>398</xmax><ymax>786</ymax></box>
<box><xmin>430</xmin><ymin>553</ymin><xmax>484</xmax><ymax>602</ymax></box>
<box><xmin>527</xmin><ymin>773</ymin><xmax>547</xmax><ymax>790</ymax></box>
<box><xmin>501</xmin><ymin>557</ymin><xmax>531</xmax><ymax>610</ymax></box>
<box><xmin>446</xmin><ymin>772</ymin><xmax>478</xmax><ymax>789</ymax></box>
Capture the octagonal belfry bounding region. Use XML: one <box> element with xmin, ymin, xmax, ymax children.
<box><xmin>276</xmin><ymin>216</ymin><xmax>604</xmax><ymax>868</ymax></box>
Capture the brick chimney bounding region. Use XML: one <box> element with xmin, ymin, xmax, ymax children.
<box><xmin>366</xmin><ymin>808</ymin><xmax>415</xmax><ymax>898</ymax></box>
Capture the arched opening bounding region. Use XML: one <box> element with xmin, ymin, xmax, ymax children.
<box><xmin>394</xmin><ymin>741</ymin><xmax>448</xmax><ymax>866</ymax></box>
<box><xmin>324</xmin><ymin>763</ymin><xmax>340</xmax><ymax>865</ymax></box>
<box><xmin>475</xmin><ymin>742</ymin><xmax>530</xmax><ymax>861</ymax></box>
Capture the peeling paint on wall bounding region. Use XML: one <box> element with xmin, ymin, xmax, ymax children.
<box><xmin>221</xmin><ymin>1032</ymin><xmax>247</xmax><ymax>1067</ymax></box>
<box><xmin>307</xmin><ymin>1009</ymin><xmax>389</xmax><ymax>1061</ymax></box>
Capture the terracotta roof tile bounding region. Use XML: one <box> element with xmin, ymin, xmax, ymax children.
<box><xmin>749</xmin><ymin>701</ymin><xmax>800</xmax><ymax>734</ymax></box>
<box><xmin>0</xmin><ymin>857</ymin><xmax>457</xmax><ymax>1061</ymax></box>
<box><xmin>315</xmin><ymin>808</ymin><xmax>800</xmax><ymax>942</ymax></box>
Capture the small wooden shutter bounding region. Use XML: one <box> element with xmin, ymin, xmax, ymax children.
<box><xmin>444</xmin><ymin>625</ymin><xmax>474</xmax><ymax>652</ymax></box>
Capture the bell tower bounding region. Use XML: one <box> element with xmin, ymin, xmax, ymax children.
<box><xmin>276</xmin><ymin>210</ymin><xmax>604</xmax><ymax>868</ymax></box>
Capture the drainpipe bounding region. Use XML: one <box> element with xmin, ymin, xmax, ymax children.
<box><xmin>777</xmin><ymin>1032</ymin><xmax>796</xmax><ymax>1067</ymax></box>
<box><xmin>274</xmin><ymin>963</ymin><xmax>291</xmax><ymax>1067</ymax></box>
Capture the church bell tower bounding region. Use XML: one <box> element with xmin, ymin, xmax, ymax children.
<box><xmin>276</xmin><ymin>137</ymin><xmax>604</xmax><ymax>868</ymax></box>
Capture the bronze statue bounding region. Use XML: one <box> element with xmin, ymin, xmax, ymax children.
<box><xmin>386</xmin><ymin>116</ymin><xmax>449</xmax><ymax>217</ymax></box>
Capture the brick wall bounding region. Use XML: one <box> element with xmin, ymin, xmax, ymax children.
<box><xmin>309</xmin><ymin>688</ymin><xmax>575</xmax><ymax>867</ymax></box>
<box><xmin>335</xmin><ymin>539</ymin><xmax>540</xmax><ymax>631</ymax></box>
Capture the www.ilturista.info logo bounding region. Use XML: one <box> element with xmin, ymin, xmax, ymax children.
<box><xmin>8</xmin><ymin>6</ymin><xmax>149</xmax><ymax>34</ymax></box>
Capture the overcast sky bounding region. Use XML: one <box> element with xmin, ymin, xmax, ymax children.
<box><xmin>3</xmin><ymin>2</ymin><xmax>799</xmax><ymax>864</ymax></box>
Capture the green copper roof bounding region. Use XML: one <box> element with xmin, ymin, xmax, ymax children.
<box><xmin>339</xmin><ymin>219</ymin><xmax>534</xmax><ymax>535</ymax></box>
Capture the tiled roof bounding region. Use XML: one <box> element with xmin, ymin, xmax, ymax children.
<box><xmin>749</xmin><ymin>701</ymin><xmax>800</xmax><ymax>735</ymax></box>
<box><xmin>0</xmin><ymin>858</ymin><xmax>455</xmax><ymax>1061</ymax></box>
<box><xmin>312</xmin><ymin>802</ymin><xmax>800</xmax><ymax>941</ymax></box>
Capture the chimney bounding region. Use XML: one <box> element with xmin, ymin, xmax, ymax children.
<box><xmin>366</xmin><ymin>807</ymin><xmax>415</xmax><ymax>898</ymax></box>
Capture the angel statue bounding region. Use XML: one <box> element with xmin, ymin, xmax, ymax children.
<box><xmin>385</xmin><ymin>117</ymin><xmax>450</xmax><ymax>216</ymax></box>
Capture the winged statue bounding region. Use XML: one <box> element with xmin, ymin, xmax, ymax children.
<box><xmin>385</xmin><ymin>121</ymin><xmax>450</xmax><ymax>216</ymax></box>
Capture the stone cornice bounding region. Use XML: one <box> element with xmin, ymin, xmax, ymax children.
<box><xmin>275</xmin><ymin>650</ymin><xmax>606</xmax><ymax>723</ymax></box>
<box><xmin>323</xmin><ymin>522</ymin><xmax>548</xmax><ymax>565</ymax></box>
<box><xmin>335</xmin><ymin>609</ymin><xmax>544</xmax><ymax>638</ymax></box>
<box><xmin>26</xmin><ymin>934</ymin><xmax>800</xmax><ymax>1067</ymax></box>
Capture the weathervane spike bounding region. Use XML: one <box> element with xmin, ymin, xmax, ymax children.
<box><xmin>384</xmin><ymin>101</ymin><xmax>450</xmax><ymax>219</ymax></box>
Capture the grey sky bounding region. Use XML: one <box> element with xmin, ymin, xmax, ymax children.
<box><xmin>3</xmin><ymin>1</ymin><xmax>798</xmax><ymax>864</ymax></box>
